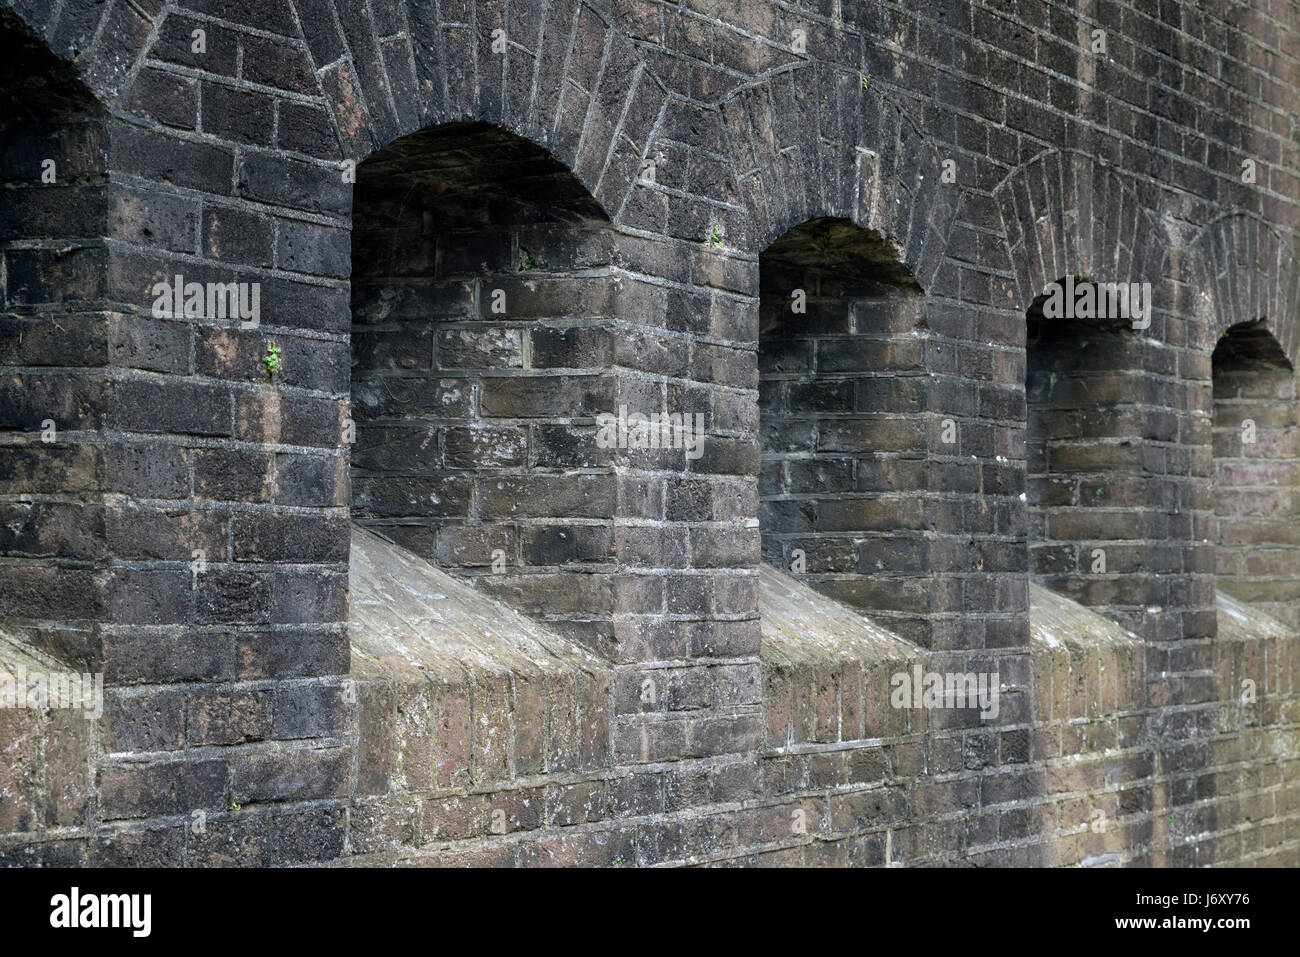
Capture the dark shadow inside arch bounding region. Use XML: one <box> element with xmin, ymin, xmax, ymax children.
<box><xmin>757</xmin><ymin>216</ymin><xmax>928</xmax><ymax>641</ymax></box>
<box><xmin>1212</xmin><ymin>319</ymin><xmax>1292</xmax><ymax>373</ymax></box>
<box><xmin>353</xmin><ymin>122</ymin><xmax>608</xmax><ymax>228</ymax></box>
<box><xmin>348</xmin><ymin>121</ymin><xmax>618</xmax><ymax>643</ymax></box>
<box><xmin>0</xmin><ymin>12</ymin><xmax>101</xmax><ymax>117</ymax></box>
<box><xmin>1211</xmin><ymin>320</ymin><xmax>1300</xmax><ymax>630</ymax></box>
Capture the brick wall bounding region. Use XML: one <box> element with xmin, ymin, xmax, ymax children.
<box><xmin>0</xmin><ymin>0</ymin><xmax>1298</xmax><ymax>867</ymax></box>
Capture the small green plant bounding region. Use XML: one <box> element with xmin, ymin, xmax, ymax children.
<box><xmin>612</xmin><ymin>855</ymin><xmax>624</xmax><ymax>867</ymax></box>
<box><xmin>815</xmin><ymin>225</ymin><xmax>835</xmax><ymax>261</ymax></box>
<box><xmin>231</xmin><ymin>801</ymin><xmax>242</xmax><ymax>811</ymax></box>
<box><xmin>520</xmin><ymin>251</ymin><xmax>539</xmax><ymax>271</ymax></box>
<box><xmin>708</xmin><ymin>225</ymin><xmax>723</xmax><ymax>247</ymax></box>
<box><xmin>860</xmin><ymin>73</ymin><xmax>869</xmax><ymax>90</ymax></box>
<box><xmin>263</xmin><ymin>341</ymin><xmax>282</xmax><ymax>379</ymax></box>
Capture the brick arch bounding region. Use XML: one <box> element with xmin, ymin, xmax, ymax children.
<box><xmin>320</xmin><ymin>0</ymin><xmax>669</xmax><ymax>223</ymax></box>
<box><xmin>719</xmin><ymin>62</ymin><xmax>959</xmax><ymax>290</ymax></box>
<box><xmin>997</xmin><ymin>150</ymin><xmax>1187</xmax><ymax>642</ymax></box>
<box><xmin>2</xmin><ymin>0</ymin><xmax>670</xmax><ymax>224</ymax></box>
<box><xmin>994</xmin><ymin>149</ymin><xmax>1170</xmax><ymax>314</ymax></box>
<box><xmin>1190</xmin><ymin>212</ymin><xmax>1300</xmax><ymax>368</ymax></box>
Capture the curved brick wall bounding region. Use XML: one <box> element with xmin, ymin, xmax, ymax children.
<box><xmin>0</xmin><ymin>0</ymin><xmax>1298</xmax><ymax>867</ymax></box>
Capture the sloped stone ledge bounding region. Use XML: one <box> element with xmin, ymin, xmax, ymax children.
<box><xmin>759</xmin><ymin>564</ymin><xmax>923</xmax><ymax>747</ymax></box>
<box><xmin>347</xmin><ymin>525</ymin><xmax>613</xmax><ymax>860</ymax></box>
<box><xmin>0</xmin><ymin>632</ymin><xmax>95</xmax><ymax>861</ymax></box>
<box><xmin>1029</xmin><ymin>581</ymin><xmax>1145</xmax><ymax>724</ymax></box>
<box><xmin>1215</xmin><ymin>590</ymin><xmax>1300</xmax><ymax>730</ymax></box>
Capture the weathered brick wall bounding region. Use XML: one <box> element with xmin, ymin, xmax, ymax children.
<box><xmin>1</xmin><ymin>0</ymin><xmax>1298</xmax><ymax>867</ymax></box>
